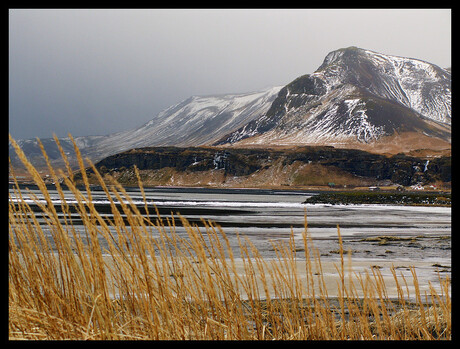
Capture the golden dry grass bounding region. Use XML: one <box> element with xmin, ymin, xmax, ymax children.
<box><xmin>8</xmin><ymin>134</ymin><xmax>451</xmax><ymax>340</ymax></box>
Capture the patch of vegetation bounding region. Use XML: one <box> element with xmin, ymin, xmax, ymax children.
<box><xmin>304</xmin><ymin>191</ymin><xmax>451</xmax><ymax>206</ymax></box>
<box><xmin>292</xmin><ymin>163</ymin><xmax>368</xmax><ymax>187</ymax></box>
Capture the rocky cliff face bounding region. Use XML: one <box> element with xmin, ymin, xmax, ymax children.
<box><xmin>91</xmin><ymin>146</ymin><xmax>451</xmax><ymax>187</ymax></box>
<box><xmin>216</xmin><ymin>47</ymin><xmax>451</xmax><ymax>146</ymax></box>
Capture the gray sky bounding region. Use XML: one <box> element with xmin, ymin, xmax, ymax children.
<box><xmin>9</xmin><ymin>9</ymin><xmax>451</xmax><ymax>140</ymax></box>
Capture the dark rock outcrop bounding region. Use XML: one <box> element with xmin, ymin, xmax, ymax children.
<box><xmin>92</xmin><ymin>146</ymin><xmax>450</xmax><ymax>187</ymax></box>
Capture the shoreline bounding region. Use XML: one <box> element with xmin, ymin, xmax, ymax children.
<box><xmin>9</xmin><ymin>182</ymin><xmax>451</xmax><ymax>207</ymax></box>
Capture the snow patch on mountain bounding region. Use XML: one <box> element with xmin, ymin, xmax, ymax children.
<box><xmin>363</xmin><ymin>50</ymin><xmax>451</xmax><ymax>124</ymax></box>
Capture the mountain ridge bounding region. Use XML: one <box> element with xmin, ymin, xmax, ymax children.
<box><xmin>9</xmin><ymin>86</ymin><xmax>282</xmax><ymax>169</ymax></box>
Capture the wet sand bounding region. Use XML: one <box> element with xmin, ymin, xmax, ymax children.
<box><xmin>102</xmin><ymin>256</ymin><xmax>449</xmax><ymax>300</ymax></box>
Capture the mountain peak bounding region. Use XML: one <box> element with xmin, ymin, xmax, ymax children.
<box><xmin>216</xmin><ymin>47</ymin><xmax>451</xmax><ymax>147</ymax></box>
<box><xmin>316</xmin><ymin>46</ymin><xmax>374</xmax><ymax>71</ymax></box>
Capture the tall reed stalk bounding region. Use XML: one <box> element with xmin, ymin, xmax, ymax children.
<box><xmin>9</xmin><ymin>135</ymin><xmax>451</xmax><ymax>340</ymax></box>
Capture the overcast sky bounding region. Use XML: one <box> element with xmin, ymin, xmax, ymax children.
<box><xmin>9</xmin><ymin>8</ymin><xmax>451</xmax><ymax>140</ymax></box>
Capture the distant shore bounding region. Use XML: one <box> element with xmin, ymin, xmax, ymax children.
<box><xmin>10</xmin><ymin>181</ymin><xmax>451</xmax><ymax>207</ymax></box>
<box><xmin>303</xmin><ymin>190</ymin><xmax>451</xmax><ymax>207</ymax></box>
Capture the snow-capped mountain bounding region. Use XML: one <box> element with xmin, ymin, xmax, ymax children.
<box><xmin>216</xmin><ymin>47</ymin><xmax>451</xmax><ymax>146</ymax></box>
<box><xmin>10</xmin><ymin>86</ymin><xmax>281</xmax><ymax>168</ymax></box>
<box><xmin>10</xmin><ymin>47</ymin><xmax>451</xmax><ymax>170</ymax></box>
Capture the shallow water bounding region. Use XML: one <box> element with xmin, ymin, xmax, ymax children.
<box><xmin>10</xmin><ymin>186</ymin><xmax>451</xmax><ymax>289</ymax></box>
